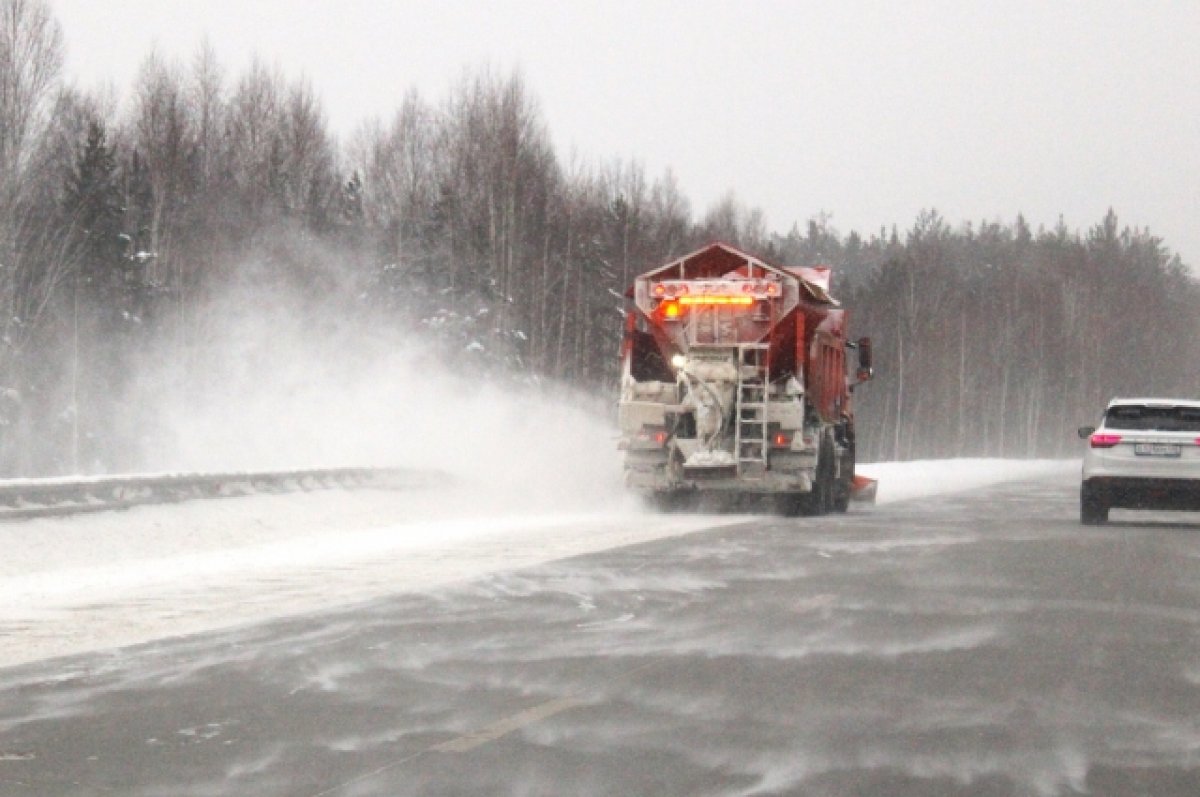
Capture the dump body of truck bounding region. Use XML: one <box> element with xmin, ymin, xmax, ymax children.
<box><xmin>618</xmin><ymin>242</ymin><xmax>873</xmax><ymax>514</ymax></box>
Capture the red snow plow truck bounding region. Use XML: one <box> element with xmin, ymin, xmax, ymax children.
<box><xmin>619</xmin><ymin>242</ymin><xmax>875</xmax><ymax>515</ymax></box>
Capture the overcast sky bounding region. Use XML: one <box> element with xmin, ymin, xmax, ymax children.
<box><xmin>52</xmin><ymin>0</ymin><xmax>1200</xmax><ymax>267</ymax></box>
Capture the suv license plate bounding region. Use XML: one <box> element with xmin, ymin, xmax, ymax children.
<box><xmin>1134</xmin><ymin>443</ymin><xmax>1181</xmax><ymax>457</ymax></box>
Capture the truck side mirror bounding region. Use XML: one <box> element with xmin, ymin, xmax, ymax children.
<box><xmin>855</xmin><ymin>337</ymin><xmax>873</xmax><ymax>382</ymax></box>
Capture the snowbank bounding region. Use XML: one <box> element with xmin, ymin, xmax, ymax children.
<box><xmin>859</xmin><ymin>458</ymin><xmax>1078</xmax><ymax>504</ymax></box>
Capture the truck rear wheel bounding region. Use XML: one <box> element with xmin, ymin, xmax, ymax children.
<box><xmin>810</xmin><ymin>481</ymin><xmax>831</xmax><ymax>516</ymax></box>
<box><xmin>832</xmin><ymin>485</ymin><xmax>850</xmax><ymax>513</ymax></box>
<box><xmin>802</xmin><ymin>435</ymin><xmax>835</xmax><ymax>516</ymax></box>
<box><xmin>832</xmin><ymin>439</ymin><xmax>854</xmax><ymax>513</ymax></box>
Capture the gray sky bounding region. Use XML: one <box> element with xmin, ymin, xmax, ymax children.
<box><xmin>53</xmin><ymin>0</ymin><xmax>1200</xmax><ymax>266</ymax></box>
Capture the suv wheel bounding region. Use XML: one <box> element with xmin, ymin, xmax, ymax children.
<box><xmin>1081</xmin><ymin>483</ymin><xmax>1108</xmax><ymax>525</ymax></box>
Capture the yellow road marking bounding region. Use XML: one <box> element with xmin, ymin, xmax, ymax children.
<box><xmin>311</xmin><ymin>659</ymin><xmax>669</xmax><ymax>795</ymax></box>
<box><xmin>431</xmin><ymin>697</ymin><xmax>584</xmax><ymax>753</ymax></box>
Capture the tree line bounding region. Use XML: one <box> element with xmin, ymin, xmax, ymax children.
<box><xmin>0</xmin><ymin>0</ymin><xmax>1193</xmax><ymax>474</ymax></box>
<box><xmin>780</xmin><ymin>211</ymin><xmax>1199</xmax><ymax>461</ymax></box>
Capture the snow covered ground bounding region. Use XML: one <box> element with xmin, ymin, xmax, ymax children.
<box><xmin>859</xmin><ymin>458</ymin><xmax>1078</xmax><ymax>505</ymax></box>
<box><xmin>0</xmin><ymin>459</ymin><xmax>1077</xmax><ymax>670</ymax></box>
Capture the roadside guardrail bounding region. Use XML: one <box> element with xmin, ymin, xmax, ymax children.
<box><xmin>0</xmin><ymin>467</ymin><xmax>443</xmax><ymax>521</ymax></box>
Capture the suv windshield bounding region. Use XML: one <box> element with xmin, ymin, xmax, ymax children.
<box><xmin>1104</xmin><ymin>404</ymin><xmax>1200</xmax><ymax>432</ymax></box>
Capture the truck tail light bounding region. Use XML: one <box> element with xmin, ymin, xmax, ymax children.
<box><xmin>1090</xmin><ymin>433</ymin><xmax>1122</xmax><ymax>448</ymax></box>
<box><xmin>771</xmin><ymin>432</ymin><xmax>792</xmax><ymax>448</ymax></box>
<box><xmin>635</xmin><ymin>426</ymin><xmax>668</xmax><ymax>447</ymax></box>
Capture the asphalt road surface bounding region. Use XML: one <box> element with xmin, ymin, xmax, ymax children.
<box><xmin>3</xmin><ymin>470</ymin><xmax>1200</xmax><ymax>796</ymax></box>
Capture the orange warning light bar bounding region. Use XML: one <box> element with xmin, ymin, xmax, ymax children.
<box><xmin>677</xmin><ymin>295</ymin><xmax>755</xmax><ymax>306</ymax></box>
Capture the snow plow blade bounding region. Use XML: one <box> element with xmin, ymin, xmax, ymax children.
<box><xmin>850</xmin><ymin>474</ymin><xmax>877</xmax><ymax>504</ymax></box>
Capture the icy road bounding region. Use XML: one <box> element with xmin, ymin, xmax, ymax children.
<box><xmin>4</xmin><ymin>459</ymin><xmax>1200</xmax><ymax>796</ymax></box>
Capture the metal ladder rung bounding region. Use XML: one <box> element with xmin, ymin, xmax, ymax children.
<box><xmin>734</xmin><ymin>343</ymin><xmax>770</xmax><ymax>469</ymax></box>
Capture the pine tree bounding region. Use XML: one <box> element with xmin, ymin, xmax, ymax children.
<box><xmin>64</xmin><ymin>121</ymin><xmax>126</xmax><ymax>304</ymax></box>
<box><xmin>60</xmin><ymin>120</ymin><xmax>144</xmax><ymax>471</ymax></box>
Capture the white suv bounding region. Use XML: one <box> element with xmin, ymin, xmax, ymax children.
<box><xmin>1078</xmin><ymin>398</ymin><xmax>1200</xmax><ymax>524</ymax></box>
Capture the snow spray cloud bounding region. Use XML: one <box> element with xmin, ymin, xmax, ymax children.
<box><xmin>123</xmin><ymin>258</ymin><xmax>626</xmax><ymax>512</ymax></box>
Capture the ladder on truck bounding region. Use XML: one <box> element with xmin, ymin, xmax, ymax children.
<box><xmin>734</xmin><ymin>343</ymin><xmax>770</xmax><ymax>475</ymax></box>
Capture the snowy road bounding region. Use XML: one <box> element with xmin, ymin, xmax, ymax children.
<box><xmin>11</xmin><ymin>459</ymin><xmax>1200</xmax><ymax>796</ymax></box>
<box><xmin>0</xmin><ymin>459</ymin><xmax>1069</xmax><ymax>669</ymax></box>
